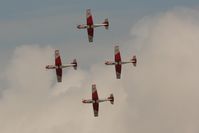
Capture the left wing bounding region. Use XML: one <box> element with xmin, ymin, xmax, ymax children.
<box><xmin>92</xmin><ymin>84</ymin><xmax>99</xmax><ymax>117</ymax></box>
<box><xmin>55</xmin><ymin>50</ymin><xmax>62</xmax><ymax>66</ymax></box>
<box><xmin>87</xmin><ymin>28</ymin><xmax>94</xmax><ymax>42</ymax></box>
<box><xmin>114</xmin><ymin>46</ymin><xmax>121</xmax><ymax>62</ymax></box>
<box><xmin>86</xmin><ymin>9</ymin><xmax>93</xmax><ymax>26</ymax></box>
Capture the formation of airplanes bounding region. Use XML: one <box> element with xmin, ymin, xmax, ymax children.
<box><xmin>46</xmin><ymin>9</ymin><xmax>137</xmax><ymax>117</ymax></box>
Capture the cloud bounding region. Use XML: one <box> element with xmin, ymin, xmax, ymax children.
<box><xmin>123</xmin><ymin>7</ymin><xmax>199</xmax><ymax>133</ymax></box>
<box><xmin>1</xmin><ymin>7</ymin><xmax>199</xmax><ymax>133</ymax></box>
<box><xmin>0</xmin><ymin>44</ymin><xmax>127</xmax><ymax>133</ymax></box>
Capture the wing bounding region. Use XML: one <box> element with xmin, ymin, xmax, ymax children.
<box><xmin>93</xmin><ymin>102</ymin><xmax>99</xmax><ymax>117</ymax></box>
<box><xmin>92</xmin><ymin>84</ymin><xmax>99</xmax><ymax>117</ymax></box>
<box><xmin>115</xmin><ymin>64</ymin><xmax>121</xmax><ymax>79</ymax></box>
<box><xmin>55</xmin><ymin>50</ymin><xmax>62</xmax><ymax>82</ymax></box>
<box><xmin>55</xmin><ymin>50</ymin><xmax>62</xmax><ymax>66</ymax></box>
<box><xmin>56</xmin><ymin>68</ymin><xmax>62</xmax><ymax>82</ymax></box>
<box><xmin>114</xmin><ymin>46</ymin><xmax>122</xmax><ymax>79</ymax></box>
<box><xmin>114</xmin><ymin>46</ymin><xmax>121</xmax><ymax>62</ymax></box>
<box><xmin>86</xmin><ymin>9</ymin><xmax>93</xmax><ymax>26</ymax></box>
<box><xmin>86</xmin><ymin>9</ymin><xmax>94</xmax><ymax>42</ymax></box>
<box><xmin>87</xmin><ymin>28</ymin><xmax>94</xmax><ymax>42</ymax></box>
<box><xmin>92</xmin><ymin>84</ymin><xmax>98</xmax><ymax>100</ymax></box>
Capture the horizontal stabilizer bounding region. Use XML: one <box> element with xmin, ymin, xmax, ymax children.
<box><xmin>131</xmin><ymin>56</ymin><xmax>137</xmax><ymax>67</ymax></box>
<box><xmin>71</xmin><ymin>59</ymin><xmax>77</xmax><ymax>70</ymax></box>
<box><xmin>103</xmin><ymin>18</ymin><xmax>109</xmax><ymax>30</ymax></box>
<box><xmin>108</xmin><ymin>94</ymin><xmax>114</xmax><ymax>104</ymax></box>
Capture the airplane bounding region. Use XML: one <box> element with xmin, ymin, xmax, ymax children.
<box><xmin>105</xmin><ymin>46</ymin><xmax>137</xmax><ymax>79</ymax></box>
<box><xmin>46</xmin><ymin>50</ymin><xmax>77</xmax><ymax>82</ymax></box>
<box><xmin>82</xmin><ymin>84</ymin><xmax>114</xmax><ymax>117</ymax></box>
<box><xmin>77</xmin><ymin>9</ymin><xmax>109</xmax><ymax>43</ymax></box>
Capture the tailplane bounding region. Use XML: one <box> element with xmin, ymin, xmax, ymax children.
<box><xmin>131</xmin><ymin>56</ymin><xmax>137</xmax><ymax>67</ymax></box>
<box><xmin>71</xmin><ymin>59</ymin><xmax>77</xmax><ymax>70</ymax></box>
<box><xmin>108</xmin><ymin>94</ymin><xmax>114</xmax><ymax>104</ymax></box>
<box><xmin>103</xmin><ymin>18</ymin><xmax>109</xmax><ymax>30</ymax></box>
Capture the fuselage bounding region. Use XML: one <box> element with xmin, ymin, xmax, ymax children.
<box><xmin>77</xmin><ymin>24</ymin><xmax>108</xmax><ymax>29</ymax></box>
<box><xmin>82</xmin><ymin>99</ymin><xmax>109</xmax><ymax>104</ymax></box>
<box><xmin>105</xmin><ymin>61</ymin><xmax>133</xmax><ymax>65</ymax></box>
<box><xmin>46</xmin><ymin>64</ymin><xmax>75</xmax><ymax>69</ymax></box>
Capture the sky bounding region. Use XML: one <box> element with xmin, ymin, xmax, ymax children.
<box><xmin>0</xmin><ymin>0</ymin><xmax>199</xmax><ymax>69</ymax></box>
<box><xmin>1</xmin><ymin>0</ymin><xmax>199</xmax><ymax>133</ymax></box>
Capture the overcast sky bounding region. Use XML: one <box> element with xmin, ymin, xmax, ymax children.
<box><xmin>0</xmin><ymin>0</ymin><xmax>198</xmax><ymax>47</ymax></box>
<box><xmin>1</xmin><ymin>1</ymin><xmax>199</xmax><ymax>133</ymax></box>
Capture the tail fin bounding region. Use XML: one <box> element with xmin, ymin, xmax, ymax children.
<box><xmin>108</xmin><ymin>94</ymin><xmax>114</xmax><ymax>104</ymax></box>
<box><xmin>103</xmin><ymin>18</ymin><xmax>109</xmax><ymax>30</ymax></box>
<box><xmin>71</xmin><ymin>59</ymin><xmax>77</xmax><ymax>70</ymax></box>
<box><xmin>131</xmin><ymin>56</ymin><xmax>137</xmax><ymax>67</ymax></box>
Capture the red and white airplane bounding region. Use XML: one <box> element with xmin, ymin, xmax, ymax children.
<box><xmin>77</xmin><ymin>9</ymin><xmax>109</xmax><ymax>43</ymax></box>
<box><xmin>82</xmin><ymin>84</ymin><xmax>114</xmax><ymax>117</ymax></box>
<box><xmin>105</xmin><ymin>46</ymin><xmax>137</xmax><ymax>79</ymax></box>
<box><xmin>46</xmin><ymin>50</ymin><xmax>77</xmax><ymax>82</ymax></box>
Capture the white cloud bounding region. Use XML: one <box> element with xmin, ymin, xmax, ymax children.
<box><xmin>123</xmin><ymin>7</ymin><xmax>199</xmax><ymax>133</ymax></box>
<box><xmin>0</xmin><ymin>44</ymin><xmax>127</xmax><ymax>133</ymax></box>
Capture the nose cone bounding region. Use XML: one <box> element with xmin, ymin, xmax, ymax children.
<box><xmin>82</xmin><ymin>99</ymin><xmax>86</xmax><ymax>103</ymax></box>
<box><xmin>77</xmin><ymin>25</ymin><xmax>81</xmax><ymax>29</ymax></box>
<box><xmin>45</xmin><ymin>65</ymin><xmax>49</xmax><ymax>69</ymax></box>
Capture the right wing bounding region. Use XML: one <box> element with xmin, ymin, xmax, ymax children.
<box><xmin>87</xmin><ymin>28</ymin><xmax>94</xmax><ymax>42</ymax></box>
<box><xmin>93</xmin><ymin>102</ymin><xmax>99</xmax><ymax>117</ymax></box>
<box><xmin>56</xmin><ymin>68</ymin><xmax>62</xmax><ymax>82</ymax></box>
<box><xmin>115</xmin><ymin>64</ymin><xmax>121</xmax><ymax>79</ymax></box>
<box><xmin>114</xmin><ymin>46</ymin><xmax>122</xmax><ymax>79</ymax></box>
<box><xmin>92</xmin><ymin>84</ymin><xmax>99</xmax><ymax>117</ymax></box>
